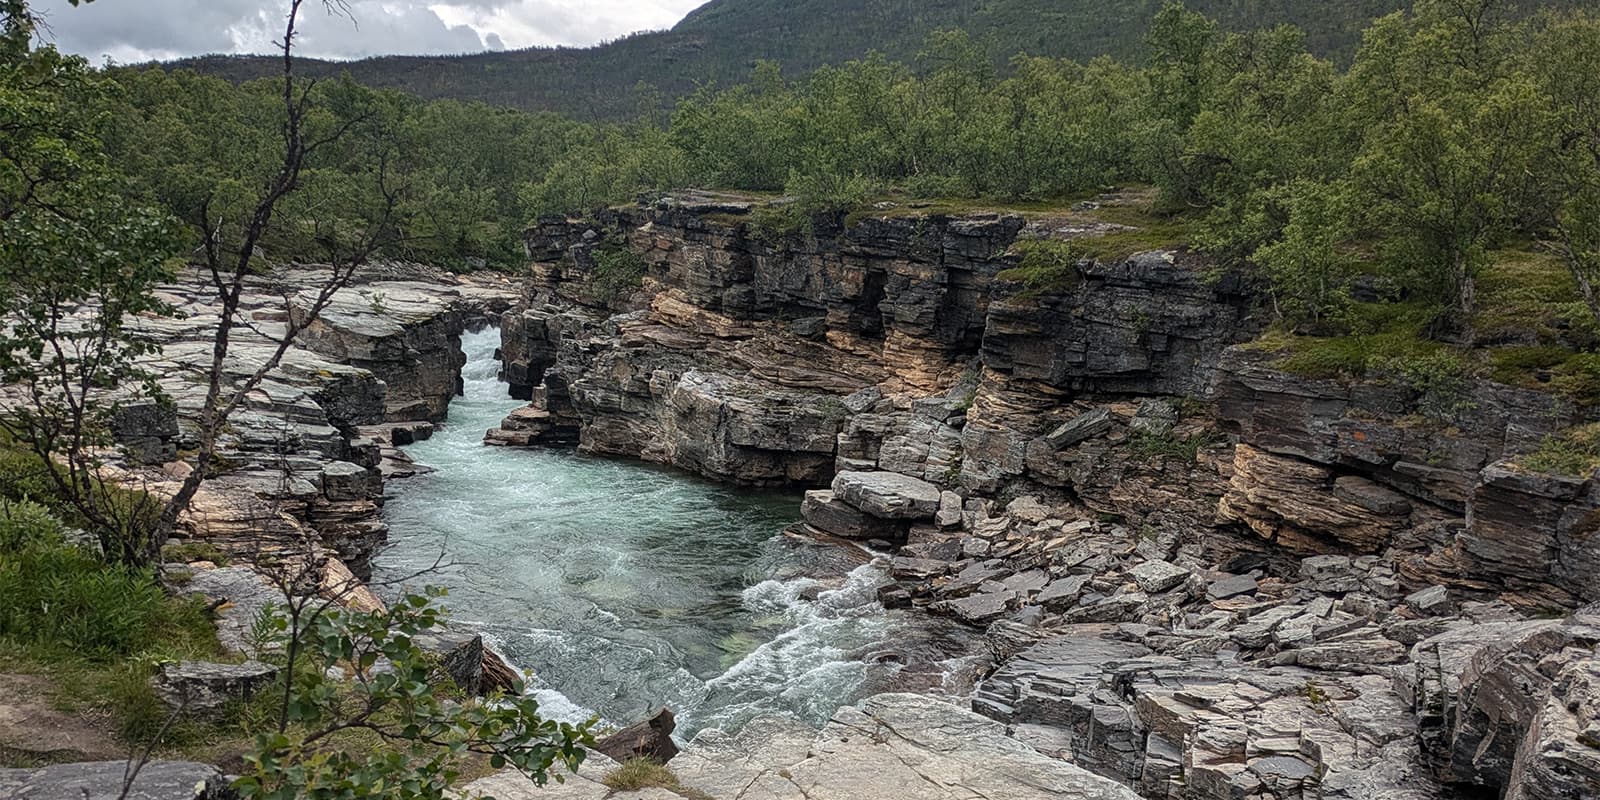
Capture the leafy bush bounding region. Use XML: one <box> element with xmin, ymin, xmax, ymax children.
<box><xmin>997</xmin><ymin>239</ymin><xmax>1084</xmax><ymax>296</ymax></box>
<box><xmin>0</xmin><ymin>509</ymin><xmax>213</xmax><ymax>662</ymax></box>
<box><xmin>0</xmin><ymin>441</ymin><xmax>164</xmax><ymax>559</ymax></box>
<box><xmin>1553</xmin><ymin>353</ymin><xmax>1600</xmax><ymax>408</ymax></box>
<box><xmin>234</xmin><ymin>588</ymin><xmax>596</xmax><ymax>799</ymax></box>
<box><xmin>751</xmin><ymin>171</ymin><xmax>875</xmax><ymax>244</ymax></box>
<box><xmin>0</xmin><ymin>497</ymin><xmax>65</xmax><ymax>551</ymax></box>
<box><xmin>588</xmin><ymin>240</ymin><xmax>649</xmax><ymax>304</ymax></box>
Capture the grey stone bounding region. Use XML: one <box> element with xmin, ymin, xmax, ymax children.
<box><xmin>1302</xmin><ymin>555</ymin><xmax>1361</xmax><ymax>594</ymax></box>
<box><xmin>1208</xmin><ymin>573</ymin><xmax>1259</xmax><ymax>600</ymax></box>
<box><xmin>1129</xmin><ymin>398</ymin><xmax>1179</xmax><ymax>436</ymax></box>
<box><xmin>154</xmin><ymin>660</ymin><xmax>278</xmax><ymax>715</ymax></box>
<box><xmin>1037</xmin><ymin>574</ymin><xmax>1091</xmax><ymax>610</ymax></box>
<box><xmin>1046</xmin><ymin>408</ymin><xmax>1114</xmax><ymax>449</ymax></box>
<box><xmin>1405</xmin><ymin>585</ymin><xmax>1452</xmax><ymax>616</ymax></box>
<box><xmin>801</xmin><ymin>490</ymin><xmax>904</xmax><ymax>539</ymax></box>
<box><xmin>941</xmin><ymin>590</ymin><xmax>1012</xmax><ymax>625</ymax></box>
<box><xmin>0</xmin><ymin>761</ymin><xmax>237</xmax><ymax>800</ymax></box>
<box><xmin>1129</xmin><ymin>560</ymin><xmax>1191</xmax><ymax>594</ymax></box>
<box><xmin>831</xmin><ymin>471</ymin><xmax>942</xmax><ymax>520</ymax></box>
<box><xmin>322</xmin><ymin>460</ymin><xmax>380</xmax><ymax>501</ymax></box>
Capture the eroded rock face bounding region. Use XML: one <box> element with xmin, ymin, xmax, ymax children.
<box><xmin>662</xmin><ymin>694</ymin><xmax>1141</xmax><ymax>800</ymax></box>
<box><xmin>477</xmin><ymin>192</ymin><xmax>1600</xmax><ymax>800</ymax></box>
<box><xmin>492</xmin><ymin>194</ymin><xmax>1259</xmax><ymax>489</ymax></box>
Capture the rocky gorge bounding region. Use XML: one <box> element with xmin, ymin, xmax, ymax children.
<box><xmin>476</xmin><ymin>190</ymin><xmax>1600</xmax><ymax>800</ymax></box>
<box><xmin>8</xmin><ymin>188</ymin><xmax>1599</xmax><ymax>800</ymax></box>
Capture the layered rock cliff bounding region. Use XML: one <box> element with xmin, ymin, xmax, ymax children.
<box><xmin>114</xmin><ymin>266</ymin><xmax>517</xmax><ymax>578</ymax></box>
<box><xmin>488</xmin><ymin>191</ymin><xmax>1600</xmax><ymax>800</ymax></box>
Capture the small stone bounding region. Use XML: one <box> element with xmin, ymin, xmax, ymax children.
<box><xmin>936</xmin><ymin>490</ymin><xmax>964</xmax><ymax>529</ymax></box>
<box><xmin>941</xmin><ymin>590</ymin><xmax>1012</xmax><ymax>625</ymax></box>
<box><xmin>154</xmin><ymin>661</ymin><xmax>279</xmax><ymax>715</ymax></box>
<box><xmin>1208</xmin><ymin>574</ymin><xmax>1259</xmax><ymax>600</ymax></box>
<box><xmin>1405</xmin><ymin>584</ymin><xmax>1453</xmax><ymax>616</ymax></box>
<box><xmin>596</xmin><ymin>708</ymin><xmax>679</xmax><ymax>764</ymax></box>
<box><xmin>1129</xmin><ymin>398</ymin><xmax>1178</xmax><ymax>436</ymax></box>
<box><xmin>1037</xmin><ymin>575</ymin><xmax>1091</xmax><ymax>610</ymax></box>
<box><xmin>1129</xmin><ymin>560</ymin><xmax>1191</xmax><ymax>594</ymax></box>
<box><xmin>877</xmin><ymin>584</ymin><xmax>913</xmax><ymax>609</ymax></box>
<box><xmin>1045</xmin><ymin>408</ymin><xmax>1113</xmax><ymax>449</ymax></box>
<box><xmin>1301</xmin><ymin>555</ymin><xmax>1360</xmax><ymax>594</ymax></box>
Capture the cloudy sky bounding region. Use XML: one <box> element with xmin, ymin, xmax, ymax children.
<box><xmin>34</xmin><ymin>0</ymin><xmax>708</xmax><ymax>62</ymax></box>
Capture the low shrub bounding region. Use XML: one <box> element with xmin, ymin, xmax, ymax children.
<box><xmin>1522</xmin><ymin>423</ymin><xmax>1600</xmax><ymax>477</ymax></box>
<box><xmin>0</xmin><ymin>505</ymin><xmax>214</xmax><ymax>663</ymax></box>
<box><xmin>997</xmin><ymin>239</ymin><xmax>1084</xmax><ymax>296</ymax></box>
<box><xmin>588</xmin><ymin>240</ymin><xmax>648</xmax><ymax>304</ymax></box>
<box><xmin>0</xmin><ymin>498</ymin><xmax>65</xmax><ymax>551</ymax></box>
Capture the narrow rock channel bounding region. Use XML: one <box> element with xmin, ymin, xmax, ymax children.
<box><xmin>373</xmin><ymin>328</ymin><xmax>968</xmax><ymax>736</ymax></box>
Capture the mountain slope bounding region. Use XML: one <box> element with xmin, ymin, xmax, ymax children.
<box><xmin>163</xmin><ymin>0</ymin><xmax>1568</xmax><ymax>120</ymax></box>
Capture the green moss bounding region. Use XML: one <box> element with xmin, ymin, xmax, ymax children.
<box><xmin>1521</xmin><ymin>423</ymin><xmax>1600</xmax><ymax>476</ymax></box>
<box><xmin>1078</xmin><ymin>203</ymin><xmax>1199</xmax><ymax>261</ymax></box>
<box><xmin>1552</xmin><ymin>353</ymin><xmax>1600</xmax><ymax>409</ymax></box>
<box><xmin>1473</xmin><ymin>248</ymin><xmax>1600</xmax><ymax>347</ymax></box>
<box><xmin>1489</xmin><ymin>345</ymin><xmax>1572</xmax><ymax>386</ymax></box>
<box><xmin>588</xmin><ymin>239</ymin><xmax>648</xmax><ymax>304</ymax></box>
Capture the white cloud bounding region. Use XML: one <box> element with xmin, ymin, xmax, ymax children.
<box><xmin>33</xmin><ymin>0</ymin><xmax>707</xmax><ymax>62</ymax></box>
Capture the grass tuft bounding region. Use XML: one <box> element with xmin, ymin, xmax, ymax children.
<box><xmin>603</xmin><ymin>758</ymin><xmax>713</xmax><ymax>800</ymax></box>
<box><xmin>1521</xmin><ymin>423</ymin><xmax>1600</xmax><ymax>477</ymax></box>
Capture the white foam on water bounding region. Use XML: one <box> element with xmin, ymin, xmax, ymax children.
<box><xmin>375</xmin><ymin>328</ymin><xmax>896</xmax><ymax>737</ymax></box>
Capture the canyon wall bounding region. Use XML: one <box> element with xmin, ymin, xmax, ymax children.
<box><xmin>493</xmin><ymin>191</ymin><xmax>1600</xmax><ymax>800</ymax></box>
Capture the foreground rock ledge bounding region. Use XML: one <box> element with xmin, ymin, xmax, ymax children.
<box><xmin>0</xmin><ymin>760</ymin><xmax>236</xmax><ymax>800</ymax></box>
<box><xmin>469</xmin><ymin>693</ymin><xmax>1139</xmax><ymax>800</ymax></box>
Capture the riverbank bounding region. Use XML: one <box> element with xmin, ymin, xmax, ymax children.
<box><xmin>477</xmin><ymin>189</ymin><xmax>1600</xmax><ymax>800</ymax></box>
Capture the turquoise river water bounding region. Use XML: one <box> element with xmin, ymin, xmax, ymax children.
<box><xmin>373</xmin><ymin>328</ymin><xmax>925</xmax><ymax>737</ymax></box>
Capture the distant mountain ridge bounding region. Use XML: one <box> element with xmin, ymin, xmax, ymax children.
<box><xmin>162</xmin><ymin>0</ymin><xmax>1573</xmax><ymax>120</ymax></box>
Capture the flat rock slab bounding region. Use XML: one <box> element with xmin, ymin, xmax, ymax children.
<box><xmin>0</xmin><ymin>761</ymin><xmax>237</xmax><ymax>800</ymax></box>
<box><xmin>154</xmin><ymin>660</ymin><xmax>279</xmax><ymax>714</ymax></box>
<box><xmin>831</xmin><ymin>471</ymin><xmax>941</xmax><ymax>520</ymax></box>
<box><xmin>781</xmin><ymin>694</ymin><xmax>1141</xmax><ymax>800</ymax></box>
<box><xmin>1129</xmin><ymin>560</ymin><xmax>1191</xmax><ymax>594</ymax></box>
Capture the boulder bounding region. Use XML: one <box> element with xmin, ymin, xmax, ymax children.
<box><xmin>596</xmin><ymin>708</ymin><xmax>679</xmax><ymax>765</ymax></box>
<box><xmin>831</xmin><ymin>471</ymin><xmax>941</xmax><ymax>520</ymax></box>
<box><xmin>1046</xmin><ymin>408</ymin><xmax>1114</xmax><ymax>449</ymax></box>
<box><xmin>153</xmin><ymin>661</ymin><xmax>279</xmax><ymax>715</ymax></box>
<box><xmin>1128</xmin><ymin>560</ymin><xmax>1191</xmax><ymax>594</ymax></box>
<box><xmin>801</xmin><ymin>490</ymin><xmax>904</xmax><ymax>540</ymax></box>
<box><xmin>322</xmin><ymin>461</ymin><xmax>380</xmax><ymax>502</ymax></box>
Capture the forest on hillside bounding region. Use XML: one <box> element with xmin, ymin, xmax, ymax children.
<box><xmin>169</xmin><ymin>0</ymin><xmax>1587</xmax><ymax>120</ymax></box>
<box><xmin>60</xmin><ymin>2</ymin><xmax>1600</xmax><ymax>344</ymax></box>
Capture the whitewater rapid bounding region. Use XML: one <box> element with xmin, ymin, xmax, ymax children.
<box><xmin>372</xmin><ymin>328</ymin><xmax>898</xmax><ymax>736</ymax></box>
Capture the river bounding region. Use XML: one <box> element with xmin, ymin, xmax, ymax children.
<box><xmin>372</xmin><ymin>327</ymin><xmax>927</xmax><ymax>737</ymax></box>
